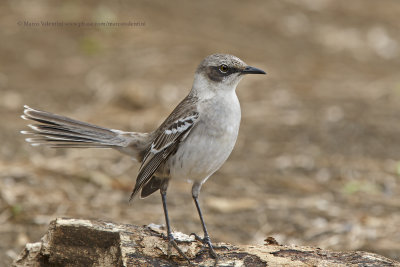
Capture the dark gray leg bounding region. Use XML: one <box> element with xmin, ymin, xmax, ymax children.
<box><xmin>160</xmin><ymin>182</ymin><xmax>191</xmax><ymax>263</ymax></box>
<box><xmin>191</xmin><ymin>182</ymin><xmax>218</xmax><ymax>259</ymax></box>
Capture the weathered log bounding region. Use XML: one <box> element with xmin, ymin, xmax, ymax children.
<box><xmin>13</xmin><ymin>218</ymin><xmax>400</xmax><ymax>267</ymax></box>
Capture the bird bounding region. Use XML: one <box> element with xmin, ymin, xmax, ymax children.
<box><xmin>21</xmin><ymin>53</ymin><xmax>266</xmax><ymax>263</ymax></box>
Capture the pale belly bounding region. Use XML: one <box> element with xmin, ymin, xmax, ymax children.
<box><xmin>168</xmin><ymin>115</ymin><xmax>240</xmax><ymax>184</ymax></box>
<box><xmin>165</xmin><ymin>90</ymin><xmax>241</xmax><ymax>184</ymax></box>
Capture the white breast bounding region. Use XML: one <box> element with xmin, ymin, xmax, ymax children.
<box><xmin>168</xmin><ymin>91</ymin><xmax>241</xmax><ymax>184</ymax></box>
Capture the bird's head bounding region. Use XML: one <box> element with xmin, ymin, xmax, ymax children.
<box><xmin>193</xmin><ymin>54</ymin><xmax>266</xmax><ymax>95</ymax></box>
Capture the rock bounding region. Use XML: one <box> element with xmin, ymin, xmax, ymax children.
<box><xmin>13</xmin><ymin>218</ymin><xmax>400</xmax><ymax>267</ymax></box>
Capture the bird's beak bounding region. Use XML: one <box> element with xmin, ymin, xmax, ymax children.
<box><xmin>241</xmin><ymin>66</ymin><xmax>266</xmax><ymax>75</ymax></box>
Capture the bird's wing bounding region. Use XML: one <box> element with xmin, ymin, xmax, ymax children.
<box><xmin>129</xmin><ymin>95</ymin><xmax>199</xmax><ymax>200</ymax></box>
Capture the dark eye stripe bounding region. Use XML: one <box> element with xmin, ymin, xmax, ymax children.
<box><xmin>206</xmin><ymin>66</ymin><xmax>241</xmax><ymax>82</ymax></box>
<box><xmin>215</xmin><ymin>66</ymin><xmax>240</xmax><ymax>75</ymax></box>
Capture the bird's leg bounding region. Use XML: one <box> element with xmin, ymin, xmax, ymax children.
<box><xmin>160</xmin><ymin>183</ymin><xmax>191</xmax><ymax>264</ymax></box>
<box><xmin>191</xmin><ymin>182</ymin><xmax>219</xmax><ymax>260</ymax></box>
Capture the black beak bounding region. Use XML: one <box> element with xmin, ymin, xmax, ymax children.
<box><xmin>241</xmin><ymin>66</ymin><xmax>266</xmax><ymax>75</ymax></box>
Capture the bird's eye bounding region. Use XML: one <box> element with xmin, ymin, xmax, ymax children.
<box><xmin>219</xmin><ymin>64</ymin><xmax>229</xmax><ymax>73</ymax></box>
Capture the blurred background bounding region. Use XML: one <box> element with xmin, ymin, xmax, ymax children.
<box><xmin>1</xmin><ymin>0</ymin><xmax>400</xmax><ymax>265</ymax></box>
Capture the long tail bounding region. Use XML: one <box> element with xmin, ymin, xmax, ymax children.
<box><xmin>21</xmin><ymin>106</ymin><xmax>146</xmax><ymax>154</ymax></box>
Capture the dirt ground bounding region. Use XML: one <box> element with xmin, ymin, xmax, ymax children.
<box><xmin>1</xmin><ymin>0</ymin><xmax>400</xmax><ymax>266</ymax></box>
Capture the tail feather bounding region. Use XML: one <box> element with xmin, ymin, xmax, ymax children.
<box><xmin>21</xmin><ymin>105</ymin><xmax>133</xmax><ymax>148</ymax></box>
<box><xmin>24</xmin><ymin>124</ymin><xmax>114</xmax><ymax>143</ymax></box>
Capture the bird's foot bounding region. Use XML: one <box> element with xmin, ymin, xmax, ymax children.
<box><xmin>190</xmin><ymin>233</ymin><xmax>221</xmax><ymax>259</ymax></box>
<box><xmin>161</xmin><ymin>233</ymin><xmax>192</xmax><ymax>265</ymax></box>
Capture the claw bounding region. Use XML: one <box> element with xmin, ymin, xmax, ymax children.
<box><xmin>163</xmin><ymin>233</ymin><xmax>192</xmax><ymax>264</ymax></box>
<box><xmin>190</xmin><ymin>233</ymin><xmax>220</xmax><ymax>261</ymax></box>
<box><xmin>190</xmin><ymin>232</ymin><xmax>203</xmax><ymax>242</ymax></box>
<box><xmin>203</xmin><ymin>236</ymin><xmax>218</xmax><ymax>259</ymax></box>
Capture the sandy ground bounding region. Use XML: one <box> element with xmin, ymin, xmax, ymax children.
<box><xmin>1</xmin><ymin>0</ymin><xmax>400</xmax><ymax>266</ymax></box>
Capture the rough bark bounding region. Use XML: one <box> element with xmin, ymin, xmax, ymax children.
<box><xmin>13</xmin><ymin>218</ymin><xmax>400</xmax><ymax>267</ymax></box>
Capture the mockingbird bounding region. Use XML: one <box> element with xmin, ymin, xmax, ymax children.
<box><xmin>21</xmin><ymin>54</ymin><xmax>266</xmax><ymax>262</ymax></box>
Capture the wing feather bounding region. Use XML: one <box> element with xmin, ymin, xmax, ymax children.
<box><xmin>129</xmin><ymin>108</ymin><xmax>199</xmax><ymax>200</ymax></box>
